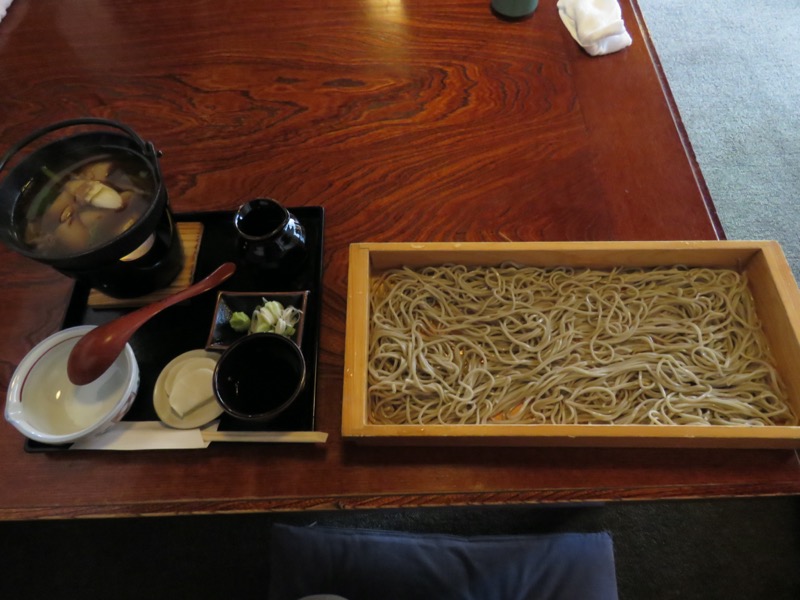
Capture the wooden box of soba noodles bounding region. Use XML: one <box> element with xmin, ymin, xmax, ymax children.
<box><xmin>342</xmin><ymin>241</ymin><xmax>800</xmax><ymax>448</ymax></box>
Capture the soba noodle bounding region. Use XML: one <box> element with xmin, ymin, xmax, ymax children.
<box><xmin>367</xmin><ymin>264</ymin><xmax>797</xmax><ymax>426</ymax></box>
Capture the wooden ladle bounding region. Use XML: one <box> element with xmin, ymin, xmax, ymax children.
<box><xmin>67</xmin><ymin>262</ymin><xmax>237</xmax><ymax>386</ymax></box>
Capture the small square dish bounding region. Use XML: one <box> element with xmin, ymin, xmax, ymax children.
<box><xmin>206</xmin><ymin>291</ymin><xmax>309</xmax><ymax>351</ymax></box>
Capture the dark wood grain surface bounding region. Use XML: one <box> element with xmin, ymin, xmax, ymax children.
<box><xmin>1</xmin><ymin>0</ymin><xmax>797</xmax><ymax>521</ymax></box>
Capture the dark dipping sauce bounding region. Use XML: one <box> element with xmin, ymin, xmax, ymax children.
<box><xmin>214</xmin><ymin>333</ymin><xmax>306</xmax><ymax>421</ymax></box>
<box><xmin>236</xmin><ymin>201</ymin><xmax>285</xmax><ymax>238</ymax></box>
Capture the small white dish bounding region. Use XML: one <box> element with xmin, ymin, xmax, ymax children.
<box><xmin>5</xmin><ymin>325</ymin><xmax>139</xmax><ymax>445</ymax></box>
<box><xmin>153</xmin><ymin>349</ymin><xmax>223</xmax><ymax>429</ymax></box>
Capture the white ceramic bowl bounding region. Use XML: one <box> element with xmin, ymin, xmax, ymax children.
<box><xmin>5</xmin><ymin>325</ymin><xmax>139</xmax><ymax>445</ymax></box>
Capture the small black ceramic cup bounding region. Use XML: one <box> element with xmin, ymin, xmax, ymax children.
<box><xmin>213</xmin><ymin>332</ymin><xmax>307</xmax><ymax>422</ymax></box>
<box><xmin>234</xmin><ymin>198</ymin><xmax>306</xmax><ymax>269</ymax></box>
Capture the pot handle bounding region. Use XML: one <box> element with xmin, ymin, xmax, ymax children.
<box><xmin>0</xmin><ymin>117</ymin><xmax>155</xmax><ymax>175</ymax></box>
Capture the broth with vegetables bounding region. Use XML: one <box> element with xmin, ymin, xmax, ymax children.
<box><xmin>18</xmin><ymin>152</ymin><xmax>153</xmax><ymax>257</ymax></box>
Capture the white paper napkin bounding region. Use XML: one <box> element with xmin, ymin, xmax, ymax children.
<box><xmin>70</xmin><ymin>421</ymin><xmax>213</xmax><ymax>451</ymax></box>
<box><xmin>0</xmin><ymin>0</ymin><xmax>13</xmax><ymax>25</ymax></box>
<box><xmin>557</xmin><ymin>0</ymin><xmax>633</xmax><ymax>57</ymax></box>
<box><xmin>67</xmin><ymin>420</ymin><xmax>328</xmax><ymax>450</ymax></box>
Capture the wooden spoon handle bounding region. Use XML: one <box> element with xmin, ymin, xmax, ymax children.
<box><xmin>67</xmin><ymin>262</ymin><xmax>236</xmax><ymax>385</ymax></box>
<box><xmin>105</xmin><ymin>262</ymin><xmax>237</xmax><ymax>339</ymax></box>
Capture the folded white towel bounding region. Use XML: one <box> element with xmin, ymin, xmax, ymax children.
<box><xmin>0</xmin><ymin>0</ymin><xmax>13</xmax><ymax>25</ymax></box>
<box><xmin>557</xmin><ymin>0</ymin><xmax>633</xmax><ymax>57</ymax></box>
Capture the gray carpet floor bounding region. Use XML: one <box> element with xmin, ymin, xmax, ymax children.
<box><xmin>639</xmin><ymin>0</ymin><xmax>800</xmax><ymax>281</ymax></box>
<box><xmin>2</xmin><ymin>497</ymin><xmax>799</xmax><ymax>600</ymax></box>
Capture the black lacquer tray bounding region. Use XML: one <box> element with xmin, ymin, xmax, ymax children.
<box><xmin>25</xmin><ymin>207</ymin><xmax>325</xmax><ymax>452</ymax></box>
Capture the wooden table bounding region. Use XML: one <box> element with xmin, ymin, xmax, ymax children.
<box><xmin>1</xmin><ymin>0</ymin><xmax>798</xmax><ymax>521</ymax></box>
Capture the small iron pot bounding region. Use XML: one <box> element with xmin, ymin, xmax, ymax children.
<box><xmin>0</xmin><ymin>118</ymin><xmax>183</xmax><ymax>297</ymax></box>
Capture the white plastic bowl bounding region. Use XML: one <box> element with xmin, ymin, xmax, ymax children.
<box><xmin>5</xmin><ymin>325</ymin><xmax>139</xmax><ymax>445</ymax></box>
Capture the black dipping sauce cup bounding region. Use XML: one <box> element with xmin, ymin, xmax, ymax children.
<box><xmin>213</xmin><ymin>333</ymin><xmax>306</xmax><ymax>422</ymax></box>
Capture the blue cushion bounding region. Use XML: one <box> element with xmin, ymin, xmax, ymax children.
<box><xmin>268</xmin><ymin>524</ymin><xmax>618</xmax><ymax>600</ymax></box>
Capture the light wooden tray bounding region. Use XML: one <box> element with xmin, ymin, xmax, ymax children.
<box><xmin>342</xmin><ymin>241</ymin><xmax>800</xmax><ymax>448</ymax></box>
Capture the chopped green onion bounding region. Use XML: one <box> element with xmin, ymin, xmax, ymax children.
<box><xmin>225</xmin><ymin>299</ymin><xmax>301</xmax><ymax>339</ymax></box>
